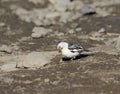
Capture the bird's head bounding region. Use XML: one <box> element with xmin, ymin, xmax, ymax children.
<box><xmin>57</xmin><ymin>42</ymin><xmax>68</xmax><ymax>53</ymax></box>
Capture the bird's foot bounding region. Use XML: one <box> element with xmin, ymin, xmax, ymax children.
<box><xmin>60</xmin><ymin>59</ymin><xmax>63</xmax><ymax>63</ymax></box>
<box><xmin>70</xmin><ymin>58</ymin><xmax>74</xmax><ymax>61</ymax></box>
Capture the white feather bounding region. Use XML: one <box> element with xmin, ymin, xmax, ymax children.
<box><xmin>57</xmin><ymin>42</ymin><xmax>84</xmax><ymax>58</ymax></box>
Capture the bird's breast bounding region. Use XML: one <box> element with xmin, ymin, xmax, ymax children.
<box><xmin>62</xmin><ymin>48</ymin><xmax>79</xmax><ymax>58</ymax></box>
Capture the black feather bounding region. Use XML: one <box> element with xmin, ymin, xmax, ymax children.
<box><xmin>68</xmin><ymin>43</ymin><xmax>84</xmax><ymax>53</ymax></box>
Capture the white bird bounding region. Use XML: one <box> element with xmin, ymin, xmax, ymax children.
<box><xmin>57</xmin><ymin>42</ymin><xmax>85</xmax><ymax>59</ymax></box>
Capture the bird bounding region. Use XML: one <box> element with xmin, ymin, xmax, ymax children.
<box><xmin>57</xmin><ymin>41</ymin><xmax>85</xmax><ymax>60</ymax></box>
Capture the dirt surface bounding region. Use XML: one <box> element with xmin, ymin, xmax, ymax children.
<box><xmin>0</xmin><ymin>0</ymin><xmax>120</xmax><ymax>94</ymax></box>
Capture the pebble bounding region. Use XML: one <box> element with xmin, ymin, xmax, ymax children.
<box><xmin>45</xmin><ymin>12</ymin><xmax>60</xmax><ymax>19</ymax></box>
<box><xmin>52</xmin><ymin>80</ymin><xmax>59</xmax><ymax>85</ymax></box>
<box><xmin>75</xmin><ymin>27</ymin><xmax>82</xmax><ymax>32</ymax></box>
<box><xmin>28</xmin><ymin>0</ymin><xmax>45</xmax><ymax>5</ymax></box>
<box><xmin>90</xmin><ymin>31</ymin><xmax>105</xmax><ymax>41</ymax></box>
<box><xmin>44</xmin><ymin>78</ymin><xmax>50</xmax><ymax>83</ymax></box>
<box><xmin>98</xmin><ymin>28</ymin><xmax>106</xmax><ymax>34</ymax></box>
<box><xmin>0</xmin><ymin>62</ymin><xmax>18</xmax><ymax>72</ymax></box>
<box><xmin>92</xmin><ymin>28</ymin><xmax>105</xmax><ymax>38</ymax></box>
<box><xmin>59</xmin><ymin>12</ymin><xmax>72</xmax><ymax>23</ymax></box>
<box><xmin>49</xmin><ymin>0</ymin><xmax>71</xmax><ymax>12</ymax></box>
<box><xmin>104</xmin><ymin>40</ymin><xmax>113</xmax><ymax>46</ymax></box>
<box><xmin>80</xmin><ymin>5</ymin><xmax>96</xmax><ymax>15</ymax></box>
<box><xmin>31</xmin><ymin>27</ymin><xmax>52</xmax><ymax>38</ymax></box>
<box><xmin>96</xmin><ymin>8</ymin><xmax>110</xmax><ymax>17</ymax></box>
<box><xmin>91</xmin><ymin>28</ymin><xmax>106</xmax><ymax>39</ymax></box>
<box><xmin>93</xmin><ymin>32</ymin><xmax>103</xmax><ymax>38</ymax></box>
<box><xmin>68</xmin><ymin>29</ymin><xmax>74</xmax><ymax>34</ymax></box>
<box><xmin>12</xmin><ymin>45</ymin><xmax>20</xmax><ymax>51</ymax></box>
<box><xmin>0</xmin><ymin>45</ymin><xmax>12</xmax><ymax>54</ymax></box>
<box><xmin>55</xmin><ymin>32</ymin><xmax>64</xmax><ymax>37</ymax></box>
<box><xmin>0</xmin><ymin>22</ymin><xmax>5</xmax><ymax>27</ymax></box>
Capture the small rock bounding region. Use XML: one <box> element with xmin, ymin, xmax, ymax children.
<box><xmin>75</xmin><ymin>27</ymin><xmax>82</xmax><ymax>32</ymax></box>
<box><xmin>11</xmin><ymin>43</ymin><xmax>20</xmax><ymax>51</ymax></box>
<box><xmin>98</xmin><ymin>28</ymin><xmax>106</xmax><ymax>34</ymax></box>
<box><xmin>54</xmin><ymin>5</ymin><xmax>67</xmax><ymax>12</ymax></box>
<box><xmin>49</xmin><ymin>0</ymin><xmax>70</xmax><ymax>5</ymax></box>
<box><xmin>92</xmin><ymin>28</ymin><xmax>106</xmax><ymax>39</ymax></box>
<box><xmin>0</xmin><ymin>62</ymin><xmax>18</xmax><ymax>72</ymax></box>
<box><xmin>24</xmin><ymin>80</ymin><xmax>33</xmax><ymax>84</ymax></box>
<box><xmin>104</xmin><ymin>40</ymin><xmax>113</xmax><ymax>46</ymax></box>
<box><xmin>52</xmin><ymin>80</ymin><xmax>59</xmax><ymax>85</ymax></box>
<box><xmin>12</xmin><ymin>45</ymin><xmax>20</xmax><ymax>51</ymax></box>
<box><xmin>81</xmin><ymin>5</ymin><xmax>96</xmax><ymax>15</ymax></box>
<box><xmin>0</xmin><ymin>45</ymin><xmax>12</xmax><ymax>54</ymax></box>
<box><xmin>68</xmin><ymin>29</ymin><xmax>74</xmax><ymax>34</ymax></box>
<box><xmin>21</xmin><ymin>75</ymin><xmax>26</xmax><ymax>78</ymax></box>
<box><xmin>77</xmin><ymin>35</ymin><xmax>89</xmax><ymax>40</ymax></box>
<box><xmin>55</xmin><ymin>32</ymin><xmax>64</xmax><ymax>37</ymax></box>
<box><xmin>116</xmin><ymin>36</ymin><xmax>120</xmax><ymax>51</ymax></box>
<box><xmin>45</xmin><ymin>12</ymin><xmax>60</xmax><ymax>19</ymax></box>
<box><xmin>0</xmin><ymin>22</ymin><xmax>5</xmax><ymax>27</ymax></box>
<box><xmin>70</xmin><ymin>23</ymin><xmax>78</xmax><ymax>28</ymax></box>
<box><xmin>44</xmin><ymin>78</ymin><xmax>50</xmax><ymax>83</ymax></box>
<box><xmin>93</xmin><ymin>32</ymin><xmax>102</xmax><ymax>38</ymax></box>
<box><xmin>49</xmin><ymin>0</ymin><xmax>71</xmax><ymax>12</ymax></box>
<box><xmin>71</xmin><ymin>1</ymin><xmax>83</xmax><ymax>10</ymax></box>
<box><xmin>59</xmin><ymin>12</ymin><xmax>72</xmax><ymax>23</ymax></box>
<box><xmin>16</xmin><ymin>51</ymin><xmax>58</xmax><ymax>69</ymax></box>
<box><xmin>18</xmin><ymin>37</ymin><xmax>31</xmax><ymax>42</ymax></box>
<box><xmin>90</xmin><ymin>31</ymin><xmax>105</xmax><ymax>41</ymax></box>
<box><xmin>31</xmin><ymin>27</ymin><xmax>52</xmax><ymax>38</ymax></box>
<box><xmin>54</xmin><ymin>31</ymin><xmax>64</xmax><ymax>37</ymax></box>
<box><xmin>96</xmin><ymin>8</ymin><xmax>110</xmax><ymax>17</ymax></box>
<box><xmin>48</xmin><ymin>0</ymin><xmax>57</xmax><ymax>4</ymax></box>
<box><xmin>28</xmin><ymin>0</ymin><xmax>45</xmax><ymax>5</ymax></box>
<box><xmin>15</xmin><ymin>8</ymin><xmax>28</xmax><ymax>16</ymax></box>
<box><xmin>33</xmin><ymin>19</ymin><xmax>43</xmax><ymax>26</ymax></box>
<box><xmin>107</xmin><ymin>33</ymin><xmax>120</xmax><ymax>36</ymax></box>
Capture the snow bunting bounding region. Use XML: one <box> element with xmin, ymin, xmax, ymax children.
<box><xmin>57</xmin><ymin>42</ymin><xmax>85</xmax><ymax>59</ymax></box>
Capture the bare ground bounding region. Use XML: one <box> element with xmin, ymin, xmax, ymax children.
<box><xmin>0</xmin><ymin>0</ymin><xmax>120</xmax><ymax>94</ymax></box>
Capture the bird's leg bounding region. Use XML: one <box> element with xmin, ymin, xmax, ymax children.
<box><xmin>60</xmin><ymin>56</ymin><xmax>64</xmax><ymax>63</ymax></box>
<box><xmin>60</xmin><ymin>58</ymin><xmax>63</xmax><ymax>63</ymax></box>
<box><xmin>70</xmin><ymin>56</ymin><xmax>76</xmax><ymax>61</ymax></box>
<box><xmin>70</xmin><ymin>58</ymin><xmax>73</xmax><ymax>61</ymax></box>
<box><xmin>70</xmin><ymin>57</ymin><xmax>74</xmax><ymax>61</ymax></box>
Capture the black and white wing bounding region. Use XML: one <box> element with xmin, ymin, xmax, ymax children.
<box><xmin>68</xmin><ymin>43</ymin><xmax>84</xmax><ymax>53</ymax></box>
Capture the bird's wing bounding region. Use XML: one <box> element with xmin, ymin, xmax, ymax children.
<box><xmin>68</xmin><ymin>43</ymin><xmax>84</xmax><ymax>53</ymax></box>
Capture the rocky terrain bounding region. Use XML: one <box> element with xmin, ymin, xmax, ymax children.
<box><xmin>0</xmin><ymin>0</ymin><xmax>120</xmax><ymax>94</ymax></box>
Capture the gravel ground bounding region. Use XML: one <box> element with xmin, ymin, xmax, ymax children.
<box><xmin>0</xmin><ymin>0</ymin><xmax>120</xmax><ymax>94</ymax></box>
